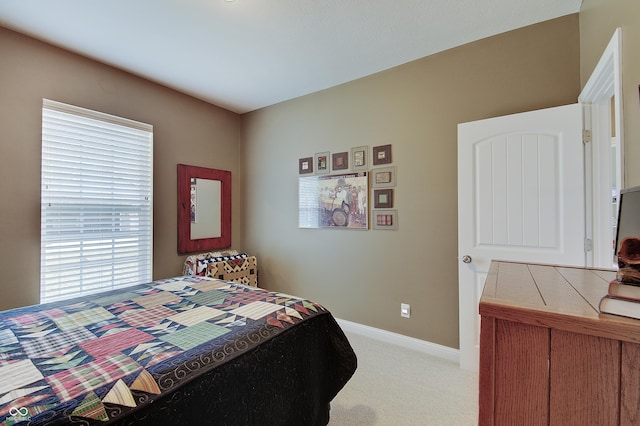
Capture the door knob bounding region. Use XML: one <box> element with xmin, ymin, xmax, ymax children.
<box><xmin>462</xmin><ymin>255</ymin><xmax>472</xmax><ymax>264</ymax></box>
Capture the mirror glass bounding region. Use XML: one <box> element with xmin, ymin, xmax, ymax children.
<box><xmin>178</xmin><ymin>164</ymin><xmax>231</xmax><ymax>254</ymax></box>
<box><xmin>190</xmin><ymin>178</ymin><xmax>222</xmax><ymax>239</ymax></box>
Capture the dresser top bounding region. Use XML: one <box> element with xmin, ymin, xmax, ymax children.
<box><xmin>479</xmin><ymin>260</ymin><xmax>640</xmax><ymax>343</ymax></box>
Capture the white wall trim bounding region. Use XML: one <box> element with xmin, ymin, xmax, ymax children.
<box><xmin>579</xmin><ymin>27</ymin><xmax>624</xmax><ymax>268</ymax></box>
<box><xmin>336</xmin><ymin>318</ymin><xmax>460</xmax><ymax>364</ymax></box>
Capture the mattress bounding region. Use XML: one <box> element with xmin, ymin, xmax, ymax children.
<box><xmin>0</xmin><ymin>276</ymin><xmax>356</xmax><ymax>425</ymax></box>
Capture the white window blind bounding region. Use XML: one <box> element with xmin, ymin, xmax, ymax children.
<box><xmin>41</xmin><ymin>99</ymin><xmax>153</xmax><ymax>303</ymax></box>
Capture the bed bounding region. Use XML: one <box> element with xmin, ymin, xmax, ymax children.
<box><xmin>0</xmin><ymin>276</ymin><xmax>357</xmax><ymax>425</ymax></box>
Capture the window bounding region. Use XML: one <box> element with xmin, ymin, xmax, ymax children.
<box><xmin>41</xmin><ymin>99</ymin><xmax>153</xmax><ymax>303</ymax></box>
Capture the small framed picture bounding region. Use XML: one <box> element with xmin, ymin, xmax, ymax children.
<box><xmin>374</xmin><ymin>188</ymin><xmax>393</xmax><ymax>208</ymax></box>
<box><xmin>351</xmin><ymin>145</ymin><xmax>368</xmax><ymax>171</ymax></box>
<box><xmin>332</xmin><ymin>152</ymin><xmax>348</xmax><ymax>171</ymax></box>
<box><xmin>315</xmin><ymin>151</ymin><xmax>330</xmax><ymax>174</ymax></box>
<box><xmin>299</xmin><ymin>157</ymin><xmax>313</xmax><ymax>174</ymax></box>
<box><xmin>371</xmin><ymin>166</ymin><xmax>396</xmax><ymax>188</ymax></box>
<box><xmin>373</xmin><ymin>144</ymin><xmax>392</xmax><ymax>165</ymax></box>
<box><xmin>373</xmin><ymin>209</ymin><xmax>398</xmax><ymax>230</ymax></box>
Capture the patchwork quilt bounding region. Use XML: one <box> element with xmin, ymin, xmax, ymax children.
<box><xmin>0</xmin><ymin>276</ymin><xmax>330</xmax><ymax>425</ymax></box>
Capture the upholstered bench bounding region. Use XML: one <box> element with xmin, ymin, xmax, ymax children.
<box><xmin>183</xmin><ymin>250</ymin><xmax>258</xmax><ymax>287</ymax></box>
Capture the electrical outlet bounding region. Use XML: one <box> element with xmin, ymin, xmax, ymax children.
<box><xmin>401</xmin><ymin>303</ymin><xmax>410</xmax><ymax>318</ymax></box>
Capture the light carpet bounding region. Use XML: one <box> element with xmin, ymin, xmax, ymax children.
<box><xmin>329</xmin><ymin>331</ymin><xmax>478</xmax><ymax>425</ymax></box>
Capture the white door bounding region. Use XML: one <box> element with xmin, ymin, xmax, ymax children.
<box><xmin>458</xmin><ymin>103</ymin><xmax>585</xmax><ymax>372</ymax></box>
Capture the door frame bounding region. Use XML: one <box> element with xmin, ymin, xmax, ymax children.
<box><xmin>579</xmin><ymin>27</ymin><xmax>624</xmax><ymax>268</ymax></box>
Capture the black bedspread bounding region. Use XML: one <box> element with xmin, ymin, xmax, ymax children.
<box><xmin>0</xmin><ymin>276</ymin><xmax>356</xmax><ymax>426</ymax></box>
<box><xmin>111</xmin><ymin>313</ymin><xmax>356</xmax><ymax>426</ymax></box>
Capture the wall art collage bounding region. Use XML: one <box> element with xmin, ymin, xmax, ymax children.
<box><xmin>298</xmin><ymin>144</ymin><xmax>397</xmax><ymax>230</ymax></box>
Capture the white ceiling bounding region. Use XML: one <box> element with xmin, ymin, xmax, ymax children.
<box><xmin>0</xmin><ymin>0</ymin><xmax>582</xmax><ymax>114</ymax></box>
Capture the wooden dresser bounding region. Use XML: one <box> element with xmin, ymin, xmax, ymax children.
<box><xmin>479</xmin><ymin>261</ymin><xmax>640</xmax><ymax>426</ymax></box>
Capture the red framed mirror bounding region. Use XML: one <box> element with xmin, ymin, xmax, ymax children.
<box><xmin>177</xmin><ymin>164</ymin><xmax>231</xmax><ymax>254</ymax></box>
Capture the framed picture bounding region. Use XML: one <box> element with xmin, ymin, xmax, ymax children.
<box><xmin>373</xmin><ymin>209</ymin><xmax>398</xmax><ymax>230</ymax></box>
<box><xmin>351</xmin><ymin>145</ymin><xmax>368</xmax><ymax>171</ymax></box>
<box><xmin>332</xmin><ymin>152</ymin><xmax>348</xmax><ymax>171</ymax></box>
<box><xmin>373</xmin><ymin>144</ymin><xmax>392</xmax><ymax>165</ymax></box>
<box><xmin>314</xmin><ymin>151</ymin><xmax>330</xmax><ymax>174</ymax></box>
<box><xmin>299</xmin><ymin>157</ymin><xmax>313</xmax><ymax>174</ymax></box>
<box><xmin>298</xmin><ymin>172</ymin><xmax>368</xmax><ymax>229</ymax></box>
<box><xmin>374</xmin><ymin>188</ymin><xmax>393</xmax><ymax>208</ymax></box>
<box><xmin>371</xmin><ymin>166</ymin><xmax>396</xmax><ymax>188</ymax></box>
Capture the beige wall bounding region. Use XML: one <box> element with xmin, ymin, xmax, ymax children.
<box><xmin>580</xmin><ymin>0</ymin><xmax>640</xmax><ymax>187</ymax></box>
<box><xmin>0</xmin><ymin>26</ymin><xmax>243</xmax><ymax>310</ymax></box>
<box><xmin>241</xmin><ymin>15</ymin><xmax>581</xmax><ymax>348</ymax></box>
<box><xmin>0</xmin><ymin>14</ymin><xmax>585</xmax><ymax>349</ymax></box>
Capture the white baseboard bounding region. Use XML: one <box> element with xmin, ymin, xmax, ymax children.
<box><xmin>336</xmin><ymin>318</ymin><xmax>460</xmax><ymax>364</ymax></box>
